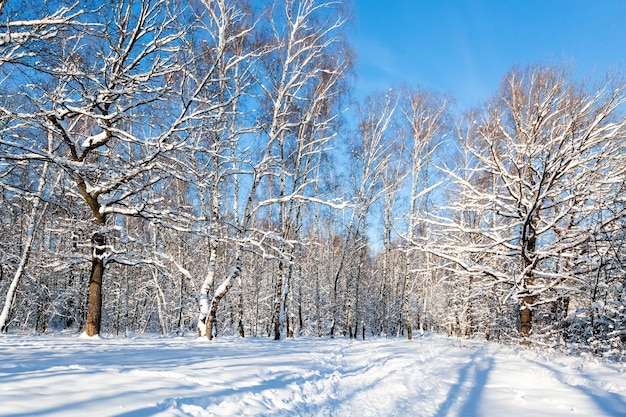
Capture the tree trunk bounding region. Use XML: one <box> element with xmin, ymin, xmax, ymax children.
<box><xmin>272</xmin><ymin>261</ymin><xmax>286</xmax><ymax>340</ymax></box>
<box><xmin>177</xmin><ymin>272</ymin><xmax>185</xmax><ymax>336</ymax></box>
<box><xmin>519</xmin><ymin>219</ymin><xmax>537</xmax><ymax>345</ymax></box>
<box><xmin>0</xmin><ymin>216</ymin><xmax>37</xmax><ymax>332</ymax></box>
<box><xmin>85</xmin><ymin>230</ymin><xmax>106</xmax><ymax>336</ymax></box>
<box><xmin>237</xmin><ymin>274</ymin><xmax>245</xmax><ymax>338</ymax></box>
<box><xmin>198</xmin><ymin>254</ymin><xmax>217</xmax><ymax>337</ymax></box>
<box><xmin>347</xmin><ymin>310</ymin><xmax>353</xmax><ymax>339</ymax></box>
<box><xmin>519</xmin><ymin>295</ymin><xmax>534</xmax><ymax>343</ymax></box>
<box><xmin>206</xmin><ymin>255</ymin><xmax>241</xmax><ymax>340</ymax></box>
<box><xmin>406</xmin><ymin>319</ymin><xmax>413</xmax><ymax>341</ymax></box>
<box><xmin>206</xmin><ymin>311</ymin><xmax>216</xmax><ymax>340</ymax></box>
<box><xmin>330</xmin><ymin>274</ymin><xmax>338</xmax><ymax>338</ymax></box>
<box><xmin>316</xmin><ymin>269</ymin><xmax>322</xmax><ymax>337</ymax></box>
<box><xmin>403</xmin><ymin>275</ymin><xmax>413</xmax><ymax>340</ymax></box>
<box><xmin>402</xmin><ymin>251</ymin><xmax>413</xmax><ymax>340</ymax></box>
<box><xmin>465</xmin><ymin>275</ymin><xmax>473</xmax><ymax>338</ymax></box>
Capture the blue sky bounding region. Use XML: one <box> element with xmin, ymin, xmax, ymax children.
<box><xmin>350</xmin><ymin>0</ymin><xmax>626</xmax><ymax>111</ymax></box>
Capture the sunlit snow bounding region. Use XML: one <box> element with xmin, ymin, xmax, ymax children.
<box><xmin>1</xmin><ymin>333</ymin><xmax>625</xmax><ymax>416</ymax></box>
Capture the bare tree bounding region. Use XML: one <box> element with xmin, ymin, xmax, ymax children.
<box><xmin>329</xmin><ymin>90</ymin><xmax>398</xmax><ymax>338</ymax></box>
<box><xmin>396</xmin><ymin>86</ymin><xmax>449</xmax><ymax>339</ymax></box>
<box><xmin>0</xmin><ymin>0</ymin><xmax>203</xmax><ymax>336</ymax></box>
<box><xmin>426</xmin><ymin>66</ymin><xmax>626</xmax><ymax>344</ymax></box>
<box><xmin>261</xmin><ymin>0</ymin><xmax>351</xmax><ymax>340</ymax></box>
<box><xmin>176</xmin><ymin>0</ymin><xmax>261</xmax><ymax>339</ymax></box>
<box><xmin>0</xmin><ymin>1</ymin><xmax>80</xmax><ymax>331</ymax></box>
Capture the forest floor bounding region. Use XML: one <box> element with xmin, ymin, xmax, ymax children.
<box><xmin>1</xmin><ymin>332</ymin><xmax>625</xmax><ymax>416</ymax></box>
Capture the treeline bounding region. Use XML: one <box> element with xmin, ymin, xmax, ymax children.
<box><xmin>0</xmin><ymin>0</ymin><xmax>624</xmax><ymax>358</ymax></box>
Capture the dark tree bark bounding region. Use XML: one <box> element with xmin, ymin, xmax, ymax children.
<box><xmin>85</xmin><ymin>228</ymin><xmax>106</xmax><ymax>336</ymax></box>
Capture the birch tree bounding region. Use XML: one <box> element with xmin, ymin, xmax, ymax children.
<box><xmin>0</xmin><ymin>152</ymin><xmax>54</xmax><ymax>331</ymax></box>
<box><xmin>397</xmin><ymin>86</ymin><xmax>448</xmax><ymax>339</ymax></box>
<box><xmin>180</xmin><ymin>0</ymin><xmax>260</xmax><ymax>339</ymax></box>
<box><xmin>192</xmin><ymin>0</ymin><xmax>350</xmax><ymax>340</ymax></box>
<box><xmin>261</xmin><ymin>0</ymin><xmax>350</xmax><ymax>340</ymax></box>
<box><xmin>0</xmin><ymin>1</ymin><xmax>80</xmax><ymax>331</ymax></box>
<box><xmin>331</xmin><ymin>90</ymin><xmax>397</xmax><ymax>338</ymax></box>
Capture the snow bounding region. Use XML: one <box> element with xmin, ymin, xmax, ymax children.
<box><xmin>1</xmin><ymin>334</ymin><xmax>625</xmax><ymax>417</ymax></box>
<box><xmin>80</xmin><ymin>131</ymin><xmax>109</xmax><ymax>152</ymax></box>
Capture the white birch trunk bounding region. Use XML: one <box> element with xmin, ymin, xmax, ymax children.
<box><xmin>0</xmin><ymin>161</ymin><xmax>49</xmax><ymax>331</ymax></box>
<box><xmin>198</xmin><ymin>242</ymin><xmax>218</xmax><ymax>337</ymax></box>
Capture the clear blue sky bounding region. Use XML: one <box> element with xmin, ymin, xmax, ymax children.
<box><xmin>350</xmin><ymin>0</ymin><xmax>626</xmax><ymax>110</ymax></box>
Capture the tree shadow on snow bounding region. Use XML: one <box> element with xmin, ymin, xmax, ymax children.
<box><xmin>528</xmin><ymin>359</ymin><xmax>626</xmax><ymax>417</ymax></box>
<box><xmin>434</xmin><ymin>349</ymin><xmax>494</xmax><ymax>417</ymax></box>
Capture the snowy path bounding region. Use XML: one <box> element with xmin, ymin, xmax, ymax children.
<box><xmin>1</xmin><ymin>334</ymin><xmax>625</xmax><ymax>416</ymax></box>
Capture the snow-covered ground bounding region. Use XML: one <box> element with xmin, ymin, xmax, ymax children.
<box><xmin>1</xmin><ymin>333</ymin><xmax>625</xmax><ymax>417</ymax></box>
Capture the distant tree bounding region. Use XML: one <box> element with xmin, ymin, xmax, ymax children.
<box><xmin>396</xmin><ymin>86</ymin><xmax>449</xmax><ymax>339</ymax></box>
<box><xmin>261</xmin><ymin>0</ymin><xmax>351</xmax><ymax>340</ymax></box>
<box><xmin>334</xmin><ymin>90</ymin><xmax>398</xmax><ymax>338</ymax></box>
<box><xmin>0</xmin><ymin>1</ymin><xmax>80</xmax><ymax>331</ymax></box>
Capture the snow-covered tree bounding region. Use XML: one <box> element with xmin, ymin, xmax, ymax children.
<box><xmin>426</xmin><ymin>66</ymin><xmax>626</xmax><ymax>344</ymax></box>
<box><xmin>332</xmin><ymin>90</ymin><xmax>399</xmax><ymax>338</ymax></box>
<box><xmin>0</xmin><ymin>0</ymin><xmax>202</xmax><ymax>336</ymax></box>
<box><xmin>396</xmin><ymin>86</ymin><xmax>449</xmax><ymax>339</ymax></box>
<box><xmin>185</xmin><ymin>0</ymin><xmax>351</xmax><ymax>340</ymax></box>
<box><xmin>0</xmin><ymin>1</ymin><xmax>81</xmax><ymax>331</ymax></box>
<box><xmin>260</xmin><ymin>0</ymin><xmax>351</xmax><ymax>340</ymax></box>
